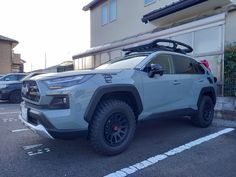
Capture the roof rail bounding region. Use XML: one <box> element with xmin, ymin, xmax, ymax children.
<box><xmin>122</xmin><ymin>39</ymin><xmax>193</xmax><ymax>55</ymax></box>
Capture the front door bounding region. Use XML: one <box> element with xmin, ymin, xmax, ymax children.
<box><xmin>139</xmin><ymin>53</ymin><xmax>182</xmax><ymax>116</ymax></box>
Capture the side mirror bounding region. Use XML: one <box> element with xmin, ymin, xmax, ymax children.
<box><xmin>148</xmin><ymin>64</ymin><xmax>165</xmax><ymax>78</ymax></box>
<box><xmin>5</xmin><ymin>78</ymin><xmax>10</xmax><ymax>81</ymax></box>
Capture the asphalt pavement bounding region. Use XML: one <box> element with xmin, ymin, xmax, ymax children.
<box><xmin>0</xmin><ymin>101</ymin><xmax>235</xmax><ymax>177</ymax></box>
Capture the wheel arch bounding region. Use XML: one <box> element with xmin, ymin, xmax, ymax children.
<box><xmin>84</xmin><ymin>84</ymin><xmax>143</xmax><ymax>123</ymax></box>
<box><xmin>197</xmin><ymin>87</ymin><xmax>216</xmax><ymax>107</ymax></box>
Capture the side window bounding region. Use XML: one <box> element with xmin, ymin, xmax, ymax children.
<box><xmin>191</xmin><ymin>60</ymin><xmax>205</xmax><ymax>74</ymax></box>
<box><xmin>17</xmin><ymin>75</ymin><xmax>26</xmax><ymax>80</ymax></box>
<box><xmin>144</xmin><ymin>54</ymin><xmax>173</xmax><ymax>74</ymax></box>
<box><xmin>4</xmin><ymin>75</ymin><xmax>18</xmax><ymax>81</ymax></box>
<box><xmin>173</xmin><ymin>55</ymin><xmax>205</xmax><ymax>74</ymax></box>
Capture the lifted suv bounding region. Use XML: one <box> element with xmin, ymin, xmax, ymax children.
<box><xmin>19</xmin><ymin>39</ymin><xmax>216</xmax><ymax>155</ymax></box>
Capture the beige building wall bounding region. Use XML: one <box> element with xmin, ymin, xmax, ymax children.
<box><xmin>225</xmin><ymin>11</ymin><xmax>236</xmax><ymax>44</ymax></box>
<box><xmin>0</xmin><ymin>41</ymin><xmax>12</xmax><ymax>74</ymax></box>
<box><xmin>90</xmin><ymin>0</ymin><xmax>178</xmax><ymax>47</ymax></box>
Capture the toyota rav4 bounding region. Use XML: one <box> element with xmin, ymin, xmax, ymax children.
<box><xmin>19</xmin><ymin>39</ymin><xmax>216</xmax><ymax>155</ymax></box>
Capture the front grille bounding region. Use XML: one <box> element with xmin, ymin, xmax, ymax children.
<box><xmin>22</xmin><ymin>80</ymin><xmax>40</xmax><ymax>102</ymax></box>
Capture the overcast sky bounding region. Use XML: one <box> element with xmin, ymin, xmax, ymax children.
<box><xmin>0</xmin><ymin>0</ymin><xmax>90</xmax><ymax>72</ymax></box>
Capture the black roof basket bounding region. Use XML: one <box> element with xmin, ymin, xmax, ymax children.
<box><xmin>122</xmin><ymin>39</ymin><xmax>193</xmax><ymax>55</ymax></box>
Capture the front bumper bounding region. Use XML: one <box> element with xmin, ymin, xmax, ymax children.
<box><xmin>0</xmin><ymin>89</ymin><xmax>9</xmax><ymax>100</ymax></box>
<box><xmin>19</xmin><ymin>113</ymin><xmax>54</xmax><ymax>139</ymax></box>
<box><xmin>19</xmin><ymin>102</ymin><xmax>86</xmax><ymax>139</ymax></box>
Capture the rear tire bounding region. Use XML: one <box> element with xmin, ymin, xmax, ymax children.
<box><xmin>88</xmin><ymin>99</ymin><xmax>136</xmax><ymax>156</ymax></box>
<box><xmin>191</xmin><ymin>96</ymin><xmax>214</xmax><ymax>128</ymax></box>
<box><xmin>9</xmin><ymin>90</ymin><xmax>22</xmax><ymax>103</ymax></box>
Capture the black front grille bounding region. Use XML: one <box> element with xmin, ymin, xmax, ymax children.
<box><xmin>22</xmin><ymin>80</ymin><xmax>40</xmax><ymax>102</ymax></box>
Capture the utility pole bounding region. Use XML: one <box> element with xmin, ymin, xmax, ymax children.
<box><xmin>31</xmin><ymin>62</ymin><xmax>33</xmax><ymax>72</ymax></box>
<box><xmin>45</xmin><ymin>52</ymin><xmax>47</xmax><ymax>69</ymax></box>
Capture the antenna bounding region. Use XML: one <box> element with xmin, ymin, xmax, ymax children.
<box><xmin>45</xmin><ymin>52</ymin><xmax>47</xmax><ymax>69</ymax></box>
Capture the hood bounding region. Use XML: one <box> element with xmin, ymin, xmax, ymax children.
<box><xmin>29</xmin><ymin>69</ymin><xmax>123</xmax><ymax>81</ymax></box>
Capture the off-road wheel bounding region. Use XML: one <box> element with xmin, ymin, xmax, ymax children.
<box><xmin>9</xmin><ymin>90</ymin><xmax>22</xmax><ymax>103</ymax></box>
<box><xmin>191</xmin><ymin>96</ymin><xmax>214</xmax><ymax>128</ymax></box>
<box><xmin>88</xmin><ymin>99</ymin><xmax>136</xmax><ymax>156</ymax></box>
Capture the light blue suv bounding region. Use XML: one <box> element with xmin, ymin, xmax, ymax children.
<box><xmin>19</xmin><ymin>39</ymin><xmax>216</xmax><ymax>155</ymax></box>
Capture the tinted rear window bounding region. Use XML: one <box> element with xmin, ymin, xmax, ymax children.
<box><xmin>173</xmin><ymin>55</ymin><xmax>205</xmax><ymax>74</ymax></box>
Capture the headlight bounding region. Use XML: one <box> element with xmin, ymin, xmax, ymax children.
<box><xmin>0</xmin><ymin>84</ymin><xmax>7</xmax><ymax>89</ymax></box>
<box><xmin>44</xmin><ymin>75</ymin><xmax>94</xmax><ymax>89</ymax></box>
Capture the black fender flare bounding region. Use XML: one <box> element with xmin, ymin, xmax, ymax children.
<box><xmin>197</xmin><ymin>86</ymin><xmax>216</xmax><ymax>107</ymax></box>
<box><xmin>84</xmin><ymin>84</ymin><xmax>143</xmax><ymax>123</ymax></box>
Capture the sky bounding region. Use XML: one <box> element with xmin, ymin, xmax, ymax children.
<box><xmin>0</xmin><ymin>0</ymin><xmax>90</xmax><ymax>72</ymax></box>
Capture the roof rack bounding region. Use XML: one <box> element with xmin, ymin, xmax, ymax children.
<box><xmin>122</xmin><ymin>39</ymin><xmax>193</xmax><ymax>55</ymax></box>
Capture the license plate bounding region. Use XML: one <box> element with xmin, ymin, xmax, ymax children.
<box><xmin>21</xmin><ymin>105</ymin><xmax>28</xmax><ymax>121</ymax></box>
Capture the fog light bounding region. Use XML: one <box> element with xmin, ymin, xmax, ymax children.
<box><xmin>49</xmin><ymin>96</ymin><xmax>69</xmax><ymax>109</ymax></box>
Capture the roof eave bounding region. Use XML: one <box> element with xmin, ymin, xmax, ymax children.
<box><xmin>82</xmin><ymin>0</ymin><xmax>103</xmax><ymax>11</ymax></box>
<box><xmin>142</xmin><ymin>0</ymin><xmax>208</xmax><ymax>23</ymax></box>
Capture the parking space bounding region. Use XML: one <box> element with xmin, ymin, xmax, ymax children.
<box><xmin>0</xmin><ymin>102</ymin><xmax>236</xmax><ymax>177</ymax></box>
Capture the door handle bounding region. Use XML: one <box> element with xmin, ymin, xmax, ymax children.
<box><xmin>173</xmin><ymin>80</ymin><xmax>181</xmax><ymax>85</ymax></box>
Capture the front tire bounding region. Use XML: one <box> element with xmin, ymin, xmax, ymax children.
<box><xmin>88</xmin><ymin>99</ymin><xmax>136</xmax><ymax>156</ymax></box>
<box><xmin>191</xmin><ymin>96</ymin><xmax>214</xmax><ymax>128</ymax></box>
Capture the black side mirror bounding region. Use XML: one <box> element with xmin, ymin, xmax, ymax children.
<box><xmin>148</xmin><ymin>64</ymin><xmax>165</xmax><ymax>78</ymax></box>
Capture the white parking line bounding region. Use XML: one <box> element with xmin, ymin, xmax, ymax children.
<box><xmin>0</xmin><ymin>112</ymin><xmax>19</xmax><ymax>115</ymax></box>
<box><xmin>23</xmin><ymin>144</ymin><xmax>43</xmax><ymax>150</ymax></box>
<box><xmin>11</xmin><ymin>128</ymin><xmax>29</xmax><ymax>133</ymax></box>
<box><xmin>3</xmin><ymin>118</ymin><xmax>18</xmax><ymax>122</ymax></box>
<box><xmin>104</xmin><ymin>128</ymin><xmax>235</xmax><ymax>177</ymax></box>
<box><xmin>27</xmin><ymin>148</ymin><xmax>51</xmax><ymax>156</ymax></box>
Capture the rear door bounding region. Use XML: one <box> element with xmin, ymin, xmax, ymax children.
<box><xmin>172</xmin><ymin>54</ymin><xmax>206</xmax><ymax>109</ymax></box>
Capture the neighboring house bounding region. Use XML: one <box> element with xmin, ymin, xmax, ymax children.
<box><xmin>0</xmin><ymin>35</ymin><xmax>25</xmax><ymax>74</ymax></box>
<box><xmin>73</xmin><ymin>0</ymin><xmax>236</xmax><ymax>95</ymax></box>
<box><xmin>33</xmin><ymin>61</ymin><xmax>74</xmax><ymax>73</ymax></box>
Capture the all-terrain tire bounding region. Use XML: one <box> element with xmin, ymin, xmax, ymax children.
<box><xmin>9</xmin><ymin>90</ymin><xmax>22</xmax><ymax>103</ymax></box>
<box><xmin>88</xmin><ymin>99</ymin><xmax>136</xmax><ymax>156</ymax></box>
<box><xmin>191</xmin><ymin>96</ymin><xmax>214</xmax><ymax>128</ymax></box>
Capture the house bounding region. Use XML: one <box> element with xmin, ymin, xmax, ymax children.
<box><xmin>0</xmin><ymin>35</ymin><xmax>25</xmax><ymax>74</ymax></box>
<box><xmin>32</xmin><ymin>61</ymin><xmax>74</xmax><ymax>73</ymax></box>
<box><xmin>73</xmin><ymin>0</ymin><xmax>236</xmax><ymax>95</ymax></box>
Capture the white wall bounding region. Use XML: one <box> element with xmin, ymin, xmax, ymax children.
<box><xmin>90</xmin><ymin>0</ymin><xmax>178</xmax><ymax>47</ymax></box>
<box><xmin>225</xmin><ymin>11</ymin><xmax>236</xmax><ymax>44</ymax></box>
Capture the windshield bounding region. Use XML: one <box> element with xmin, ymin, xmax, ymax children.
<box><xmin>21</xmin><ymin>73</ymin><xmax>43</xmax><ymax>81</ymax></box>
<box><xmin>96</xmin><ymin>55</ymin><xmax>147</xmax><ymax>70</ymax></box>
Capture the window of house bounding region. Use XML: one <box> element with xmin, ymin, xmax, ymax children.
<box><xmin>101</xmin><ymin>0</ymin><xmax>117</xmax><ymax>25</ymax></box>
<box><xmin>144</xmin><ymin>0</ymin><xmax>156</xmax><ymax>5</ymax></box>
<box><xmin>110</xmin><ymin>0</ymin><xmax>117</xmax><ymax>22</ymax></box>
<box><xmin>101</xmin><ymin>4</ymin><xmax>108</xmax><ymax>25</ymax></box>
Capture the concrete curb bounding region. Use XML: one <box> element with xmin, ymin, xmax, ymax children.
<box><xmin>215</xmin><ymin>110</ymin><xmax>236</xmax><ymax>121</ymax></box>
<box><xmin>214</xmin><ymin>97</ymin><xmax>236</xmax><ymax>121</ymax></box>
